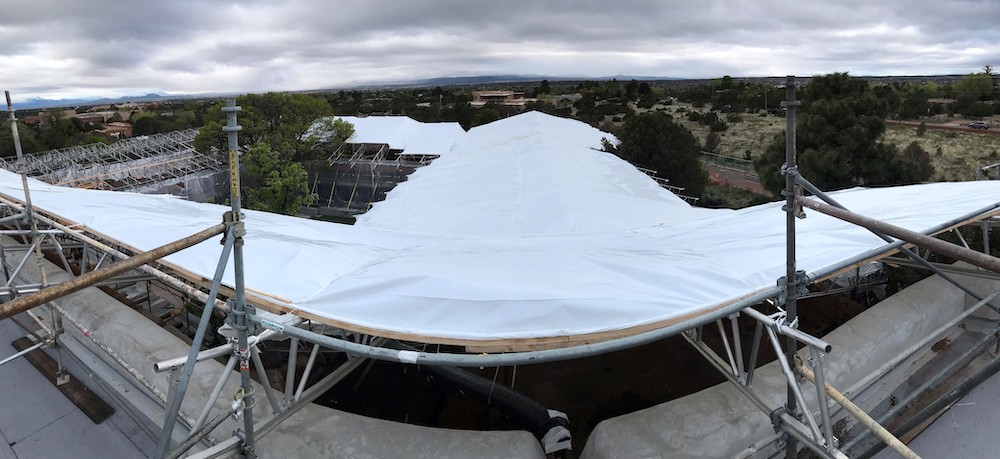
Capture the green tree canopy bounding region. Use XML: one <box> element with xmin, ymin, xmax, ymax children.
<box><xmin>241</xmin><ymin>143</ymin><xmax>316</xmax><ymax>215</ymax></box>
<box><xmin>194</xmin><ymin>92</ymin><xmax>334</xmax><ymax>161</ymax></box>
<box><xmin>0</xmin><ymin>120</ymin><xmax>45</xmax><ymax>157</ymax></box>
<box><xmin>754</xmin><ymin>73</ymin><xmax>934</xmax><ymax>195</ymax></box>
<box><xmin>302</xmin><ymin>117</ymin><xmax>355</xmax><ymax>156</ymax></box>
<box><xmin>608</xmin><ymin>111</ymin><xmax>708</xmax><ymax>196</ymax></box>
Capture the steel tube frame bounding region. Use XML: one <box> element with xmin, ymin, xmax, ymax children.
<box><xmin>841</xmin><ymin>289</ymin><xmax>1000</xmax><ymax>404</ymax></box>
<box><xmin>296</xmin><ymin>339</ymin><xmax>323</xmax><ymax>401</ymax></box>
<box><xmin>801</xmin><ymin>199</ymin><xmax>1000</xmax><ymax>273</ymax></box>
<box><xmin>797</xmin><ymin>176</ymin><xmax>1000</xmax><ymax>312</ymax></box>
<box><xmin>808</xmin><ymin>346</ymin><xmax>836</xmax><ymax>448</ymax></box>
<box><xmin>283</xmin><ymin>338</ymin><xmax>298</xmax><ymax>406</ymax></box>
<box><xmin>250</xmin><ymin>344</ymin><xmax>281</xmax><ymax>413</ymax></box>
<box><xmin>809</xmin><ymin>203</ymin><xmax>1000</xmax><ymax>282</ymax></box>
<box><xmin>153</xmin><ymin>328</ymin><xmax>289</xmax><ymax>373</ymax></box>
<box><xmin>154</xmin><ymin>225</ymin><xmax>235</xmax><ymax>457</ymax></box>
<box><xmin>6</xmin><ymin>86</ymin><xmax>998</xmax><ymax>459</ymax></box>
<box><xmin>221</xmin><ymin>99</ymin><xmax>256</xmax><ymax>457</ymax></box>
<box><xmin>780</xmin><ymin>75</ymin><xmax>802</xmax><ymax>459</ymax></box>
<box><xmin>881</xmin><ymin>256</ymin><xmax>1000</xmax><ymax>281</ymax></box>
<box><xmin>188</xmin><ymin>339</ymin><xmax>385</xmax><ymax>459</ymax></box>
<box><xmin>0</xmin><ymin>339</ymin><xmax>44</xmax><ymax>367</ymax></box>
<box><xmin>0</xmin><ymin>222</ymin><xmax>225</xmax><ymax>321</ymax></box>
<box><xmin>189</xmin><ymin>354</ymin><xmax>238</xmax><ymax>435</ymax></box>
<box><xmin>766</xmin><ymin>326</ymin><xmax>825</xmax><ymax>444</ymax></box>
<box><xmin>842</xmin><ymin>318</ymin><xmax>1000</xmax><ymax>453</ymax></box>
<box><xmin>0</xmin><ymin>194</ymin><xmax>231</xmax><ymax>313</ymax></box>
<box><xmin>251</xmin><ymin>285</ymin><xmax>783</xmax><ymax>368</ymax></box>
<box><xmin>797</xmin><ymin>363</ymin><xmax>920</xmax><ymax>459</ymax></box>
<box><xmin>0</xmin><ymin>237</ymin><xmax>197</xmax><ymax>427</ymax></box>
<box><xmin>855</xmin><ymin>351</ymin><xmax>1000</xmax><ymax>459</ymax></box>
<box><xmin>681</xmin><ymin>326</ymin><xmax>842</xmax><ymax>459</ymax></box>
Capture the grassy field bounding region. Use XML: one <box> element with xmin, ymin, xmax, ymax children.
<box><xmin>650</xmin><ymin>103</ymin><xmax>1000</xmax><ymax>182</ymax></box>
<box><xmin>656</xmin><ymin>104</ymin><xmax>785</xmax><ymax>162</ymax></box>
<box><xmin>883</xmin><ymin>124</ymin><xmax>1000</xmax><ymax>181</ymax></box>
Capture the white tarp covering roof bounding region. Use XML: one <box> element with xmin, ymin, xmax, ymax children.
<box><xmin>308</xmin><ymin>115</ymin><xmax>465</xmax><ymax>156</ymax></box>
<box><xmin>3</xmin><ymin>111</ymin><xmax>1000</xmax><ymax>344</ymax></box>
<box><xmin>356</xmin><ymin>111</ymin><xmax>704</xmax><ymax>235</ymax></box>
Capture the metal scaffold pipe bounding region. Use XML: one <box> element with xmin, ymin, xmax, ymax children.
<box><xmin>796</xmin><ymin>175</ymin><xmax>1000</xmax><ymax>311</ymax></box>
<box><xmin>222</xmin><ymin>99</ymin><xmax>257</xmax><ymax>458</ymax></box>
<box><xmin>800</xmin><ymin>199</ymin><xmax>1000</xmax><ymax>273</ymax></box>
<box><xmin>796</xmin><ymin>363</ymin><xmax>921</xmax><ymax>459</ymax></box>
<box><xmin>0</xmin><ymin>194</ymin><xmax>230</xmax><ymax>313</ymax></box>
<box><xmin>781</xmin><ymin>75</ymin><xmax>802</xmax><ymax>459</ymax></box>
<box><xmin>0</xmin><ymin>223</ymin><xmax>226</xmax><ymax>321</ymax></box>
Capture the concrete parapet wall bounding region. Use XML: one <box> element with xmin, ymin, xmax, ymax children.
<box><xmin>582</xmin><ymin>271</ymin><xmax>975</xmax><ymax>459</ymax></box>
<box><xmin>11</xmin><ymin>244</ymin><xmax>543</xmax><ymax>458</ymax></box>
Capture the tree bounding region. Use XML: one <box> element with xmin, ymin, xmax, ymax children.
<box><xmin>538</xmin><ymin>79</ymin><xmax>551</xmax><ymax>95</ymax></box>
<box><xmin>302</xmin><ymin>117</ymin><xmax>355</xmax><ymax>156</ymax></box>
<box><xmin>704</xmin><ymin>131</ymin><xmax>721</xmax><ymax>152</ymax></box>
<box><xmin>753</xmin><ymin>73</ymin><xmax>933</xmax><ymax>195</ymax></box>
<box><xmin>954</xmin><ymin>71</ymin><xmax>995</xmax><ymax>115</ymax></box>
<box><xmin>608</xmin><ymin>112</ymin><xmax>708</xmax><ymax>196</ymax></box>
<box><xmin>896</xmin><ymin>141</ymin><xmax>934</xmax><ymax>182</ymax></box>
<box><xmin>471</xmin><ymin>104</ymin><xmax>502</xmax><ymax>127</ymax></box>
<box><xmin>194</xmin><ymin>92</ymin><xmax>334</xmax><ymax>161</ymax></box>
<box><xmin>133</xmin><ymin>115</ymin><xmax>173</xmax><ymax>136</ymax></box>
<box><xmin>241</xmin><ymin>143</ymin><xmax>316</xmax><ymax>215</ymax></box>
<box><xmin>37</xmin><ymin>109</ymin><xmax>77</xmax><ymax>149</ymax></box>
<box><xmin>898</xmin><ymin>85</ymin><xmax>931</xmax><ymax>119</ymax></box>
<box><xmin>0</xmin><ymin>121</ymin><xmax>44</xmax><ymax>157</ymax></box>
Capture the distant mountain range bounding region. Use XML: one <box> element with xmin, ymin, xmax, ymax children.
<box><xmin>372</xmin><ymin>74</ymin><xmax>682</xmax><ymax>88</ymax></box>
<box><xmin>11</xmin><ymin>73</ymin><xmax>962</xmax><ymax>110</ymax></box>
<box><xmin>14</xmin><ymin>74</ymin><xmax>685</xmax><ymax>110</ymax></box>
<box><xmin>12</xmin><ymin>93</ymin><xmax>182</xmax><ymax>110</ymax></box>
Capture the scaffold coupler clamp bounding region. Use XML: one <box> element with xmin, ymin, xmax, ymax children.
<box><xmin>777</xmin><ymin>276</ymin><xmax>789</xmax><ymax>306</ymax></box>
<box><xmin>794</xmin><ymin>270</ymin><xmax>809</xmax><ymax>297</ymax></box>
<box><xmin>792</xmin><ymin>354</ymin><xmax>809</xmax><ymax>383</ymax></box>
<box><xmin>769</xmin><ymin>406</ymin><xmax>788</xmax><ymax>434</ymax></box>
<box><xmin>222</xmin><ymin>211</ymin><xmax>246</xmax><ymax>245</ymax></box>
<box><xmin>779</xmin><ymin>172</ymin><xmax>806</xmax><ymax>219</ymax></box>
<box><xmin>776</xmin><ymin>271</ymin><xmax>810</xmax><ymax>309</ymax></box>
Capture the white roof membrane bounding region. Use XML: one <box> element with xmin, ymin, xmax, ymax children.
<box><xmin>357</xmin><ymin>111</ymin><xmax>702</xmax><ymax>235</ymax></box>
<box><xmin>3</xmin><ymin>111</ymin><xmax>999</xmax><ymax>345</ymax></box>
<box><xmin>308</xmin><ymin>115</ymin><xmax>465</xmax><ymax>157</ymax></box>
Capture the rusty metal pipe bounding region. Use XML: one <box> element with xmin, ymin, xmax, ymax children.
<box><xmin>0</xmin><ymin>223</ymin><xmax>226</xmax><ymax>320</ymax></box>
<box><xmin>0</xmin><ymin>193</ymin><xmax>229</xmax><ymax>312</ymax></box>
<box><xmin>800</xmin><ymin>199</ymin><xmax>1000</xmax><ymax>273</ymax></box>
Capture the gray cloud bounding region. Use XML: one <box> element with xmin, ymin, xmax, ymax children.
<box><xmin>1</xmin><ymin>0</ymin><xmax>998</xmax><ymax>100</ymax></box>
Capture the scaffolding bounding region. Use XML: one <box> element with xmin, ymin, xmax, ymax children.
<box><xmin>0</xmin><ymin>129</ymin><xmax>222</xmax><ymax>193</ymax></box>
<box><xmin>1</xmin><ymin>81</ymin><xmax>1000</xmax><ymax>459</ymax></box>
<box><xmin>634</xmin><ymin>165</ymin><xmax>700</xmax><ymax>204</ymax></box>
<box><xmin>315</xmin><ymin>142</ymin><xmax>441</xmax><ymax>214</ymax></box>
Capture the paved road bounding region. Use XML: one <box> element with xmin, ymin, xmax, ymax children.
<box><xmin>886</xmin><ymin>119</ymin><xmax>999</xmax><ymax>136</ymax></box>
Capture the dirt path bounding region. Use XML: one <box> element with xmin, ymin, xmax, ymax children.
<box><xmin>706</xmin><ymin>164</ymin><xmax>769</xmax><ymax>195</ymax></box>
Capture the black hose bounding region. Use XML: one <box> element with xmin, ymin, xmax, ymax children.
<box><xmin>385</xmin><ymin>340</ymin><xmax>571</xmax><ymax>453</ymax></box>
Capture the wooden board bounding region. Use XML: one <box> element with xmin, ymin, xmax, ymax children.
<box><xmin>11</xmin><ymin>337</ymin><xmax>115</xmax><ymax>424</ymax></box>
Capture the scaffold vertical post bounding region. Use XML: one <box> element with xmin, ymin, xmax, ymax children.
<box><xmin>781</xmin><ymin>75</ymin><xmax>801</xmax><ymax>458</ymax></box>
<box><xmin>6</xmin><ymin>91</ymin><xmax>65</xmax><ymax>382</ymax></box>
<box><xmin>222</xmin><ymin>99</ymin><xmax>256</xmax><ymax>457</ymax></box>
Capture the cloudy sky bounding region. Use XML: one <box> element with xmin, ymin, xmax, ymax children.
<box><xmin>1</xmin><ymin>0</ymin><xmax>998</xmax><ymax>102</ymax></box>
